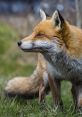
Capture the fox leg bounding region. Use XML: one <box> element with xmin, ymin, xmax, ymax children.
<box><xmin>71</xmin><ymin>82</ymin><xmax>82</xmax><ymax>111</ymax></box>
<box><xmin>55</xmin><ymin>79</ymin><xmax>63</xmax><ymax>109</ymax></box>
<box><xmin>76</xmin><ymin>84</ymin><xmax>82</xmax><ymax>110</ymax></box>
<box><xmin>39</xmin><ymin>80</ymin><xmax>45</xmax><ymax>103</ymax></box>
<box><xmin>48</xmin><ymin>74</ymin><xmax>63</xmax><ymax>109</ymax></box>
<box><xmin>71</xmin><ymin>83</ymin><xmax>77</xmax><ymax>109</ymax></box>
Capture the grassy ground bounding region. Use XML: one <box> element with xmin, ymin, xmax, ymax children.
<box><xmin>0</xmin><ymin>22</ymin><xmax>82</xmax><ymax>117</ymax></box>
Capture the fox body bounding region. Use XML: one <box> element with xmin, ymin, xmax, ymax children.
<box><xmin>17</xmin><ymin>10</ymin><xmax>82</xmax><ymax>109</ymax></box>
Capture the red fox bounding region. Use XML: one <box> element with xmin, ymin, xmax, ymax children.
<box><xmin>16</xmin><ymin>9</ymin><xmax>82</xmax><ymax>109</ymax></box>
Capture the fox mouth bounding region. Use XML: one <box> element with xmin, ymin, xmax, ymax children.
<box><xmin>21</xmin><ymin>47</ymin><xmax>43</xmax><ymax>52</ymax></box>
<box><xmin>21</xmin><ymin>46</ymin><xmax>50</xmax><ymax>53</ymax></box>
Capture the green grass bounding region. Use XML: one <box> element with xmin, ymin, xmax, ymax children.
<box><xmin>0</xmin><ymin>22</ymin><xmax>35</xmax><ymax>77</ymax></box>
<box><xmin>0</xmin><ymin>78</ymin><xmax>82</xmax><ymax>117</ymax></box>
<box><xmin>0</xmin><ymin>22</ymin><xmax>82</xmax><ymax>117</ymax></box>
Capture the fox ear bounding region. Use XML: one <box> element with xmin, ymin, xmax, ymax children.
<box><xmin>40</xmin><ymin>9</ymin><xmax>46</xmax><ymax>21</ymax></box>
<box><xmin>51</xmin><ymin>10</ymin><xmax>64</xmax><ymax>28</ymax></box>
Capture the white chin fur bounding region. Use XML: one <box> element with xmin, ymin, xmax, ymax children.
<box><xmin>34</xmin><ymin>40</ymin><xmax>50</xmax><ymax>48</ymax></box>
<box><xmin>20</xmin><ymin>41</ymin><xmax>32</xmax><ymax>50</ymax></box>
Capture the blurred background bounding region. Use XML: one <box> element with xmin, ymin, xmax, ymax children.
<box><xmin>0</xmin><ymin>0</ymin><xmax>82</xmax><ymax>77</ymax></box>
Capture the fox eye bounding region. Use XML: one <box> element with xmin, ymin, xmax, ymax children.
<box><xmin>37</xmin><ymin>33</ymin><xmax>41</xmax><ymax>36</ymax></box>
<box><xmin>36</xmin><ymin>33</ymin><xmax>44</xmax><ymax>37</ymax></box>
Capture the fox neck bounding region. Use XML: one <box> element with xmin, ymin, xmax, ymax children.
<box><xmin>42</xmin><ymin>49</ymin><xmax>68</xmax><ymax>67</ymax></box>
<box><xmin>60</xmin><ymin>22</ymin><xmax>71</xmax><ymax>49</ymax></box>
<box><xmin>41</xmin><ymin>47</ymin><xmax>74</xmax><ymax>79</ymax></box>
<box><xmin>61</xmin><ymin>22</ymin><xmax>82</xmax><ymax>58</ymax></box>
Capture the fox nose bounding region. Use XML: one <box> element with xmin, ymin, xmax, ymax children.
<box><xmin>17</xmin><ymin>41</ymin><xmax>22</xmax><ymax>46</ymax></box>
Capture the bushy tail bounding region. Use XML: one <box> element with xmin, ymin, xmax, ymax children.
<box><xmin>5</xmin><ymin>54</ymin><xmax>50</xmax><ymax>99</ymax></box>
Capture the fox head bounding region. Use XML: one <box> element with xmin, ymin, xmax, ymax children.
<box><xmin>18</xmin><ymin>10</ymin><xmax>69</xmax><ymax>54</ymax></box>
